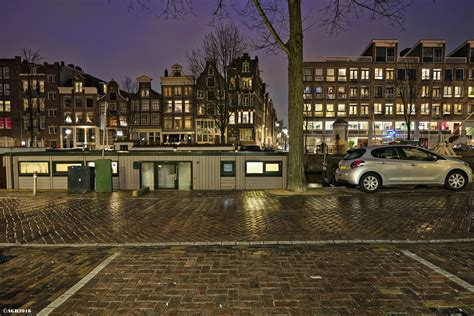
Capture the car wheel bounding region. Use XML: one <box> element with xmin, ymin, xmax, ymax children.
<box><xmin>359</xmin><ymin>172</ymin><xmax>382</xmax><ymax>193</ymax></box>
<box><xmin>445</xmin><ymin>170</ymin><xmax>468</xmax><ymax>191</ymax></box>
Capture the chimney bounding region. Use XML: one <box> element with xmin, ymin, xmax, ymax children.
<box><xmin>164</xmin><ymin>69</ymin><xmax>168</xmax><ymax>77</ymax></box>
<box><xmin>61</xmin><ymin>61</ymin><xmax>65</xmax><ymax>66</ymax></box>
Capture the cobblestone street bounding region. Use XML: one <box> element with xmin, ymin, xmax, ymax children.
<box><xmin>1</xmin><ymin>188</ymin><xmax>473</xmax><ymax>314</ymax></box>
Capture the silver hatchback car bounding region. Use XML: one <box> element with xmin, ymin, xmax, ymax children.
<box><xmin>335</xmin><ymin>145</ymin><xmax>472</xmax><ymax>193</ymax></box>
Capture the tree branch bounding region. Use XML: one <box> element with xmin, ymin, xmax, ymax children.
<box><xmin>250</xmin><ymin>0</ymin><xmax>289</xmax><ymax>55</ymax></box>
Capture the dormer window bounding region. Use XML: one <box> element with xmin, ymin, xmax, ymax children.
<box><xmin>74</xmin><ymin>81</ymin><xmax>83</xmax><ymax>93</ymax></box>
<box><xmin>141</xmin><ymin>89</ymin><xmax>150</xmax><ymax>97</ymax></box>
<box><xmin>208</xmin><ymin>67</ymin><xmax>214</xmax><ymax>75</ymax></box>
<box><xmin>242</xmin><ymin>61</ymin><xmax>250</xmax><ymax>73</ymax></box>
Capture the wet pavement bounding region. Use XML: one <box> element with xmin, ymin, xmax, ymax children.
<box><xmin>0</xmin><ymin>188</ymin><xmax>473</xmax><ymax>314</ymax></box>
<box><xmin>0</xmin><ymin>188</ymin><xmax>473</xmax><ymax>244</ymax></box>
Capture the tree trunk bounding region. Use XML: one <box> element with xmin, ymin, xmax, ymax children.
<box><xmin>220</xmin><ymin>128</ymin><xmax>225</xmax><ymax>144</ymax></box>
<box><xmin>406</xmin><ymin>118</ymin><xmax>411</xmax><ymax>140</ymax></box>
<box><xmin>287</xmin><ymin>0</ymin><xmax>305</xmax><ymax>192</ymax></box>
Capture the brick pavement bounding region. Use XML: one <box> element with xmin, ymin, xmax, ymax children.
<box><xmin>1</xmin><ymin>244</ymin><xmax>471</xmax><ymax>315</ymax></box>
<box><xmin>0</xmin><ymin>189</ymin><xmax>473</xmax><ymax>244</ymax></box>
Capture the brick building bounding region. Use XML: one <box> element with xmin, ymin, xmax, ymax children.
<box><xmin>303</xmin><ymin>39</ymin><xmax>474</xmax><ymax>151</ymax></box>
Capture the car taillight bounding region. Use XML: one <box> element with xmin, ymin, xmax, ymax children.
<box><xmin>350</xmin><ymin>160</ymin><xmax>365</xmax><ymax>169</ymax></box>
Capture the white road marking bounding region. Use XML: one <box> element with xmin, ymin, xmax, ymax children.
<box><xmin>37</xmin><ymin>252</ymin><xmax>120</xmax><ymax>316</ymax></box>
<box><xmin>0</xmin><ymin>238</ymin><xmax>473</xmax><ymax>248</ymax></box>
<box><xmin>402</xmin><ymin>250</ymin><xmax>474</xmax><ymax>293</ymax></box>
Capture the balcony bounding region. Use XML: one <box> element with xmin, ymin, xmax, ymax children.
<box><xmin>313</xmin><ymin>56</ymin><xmax>372</xmax><ymax>63</ymax></box>
<box><xmin>445</xmin><ymin>57</ymin><xmax>467</xmax><ymax>64</ymax></box>
<box><xmin>398</xmin><ymin>57</ymin><xmax>420</xmax><ymax>63</ymax></box>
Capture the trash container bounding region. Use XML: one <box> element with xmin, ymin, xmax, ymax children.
<box><xmin>67</xmin><ymin>166</ymin><xmax>95</xmax><ymax>193</ymax></box>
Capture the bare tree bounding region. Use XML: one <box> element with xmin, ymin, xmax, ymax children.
<box><xmin>121</xmin><ymin>76</ymin><xmax>138</xmax><ymax>141</ymax></box>
<box><xmin>187</xmin><ymin>23</ymin><xmax>248</xmax><ymax>144</ymax></box>
<box><xmin>126</xmin><ymin>0</ymin><xmax>411</xmax><ymax>192</ymax></box>
<box><xmin>396</xmin><ymin>62</ymin><xmax>419</xmax><ymax>140</ymax></box>
<box><xmin>22</xmin><ymin>49</ymin><xmax>42</xmax><ymax>147</ymax></box>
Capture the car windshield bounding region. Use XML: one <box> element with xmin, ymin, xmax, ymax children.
<box><xmin>343</xmin><ymin>149</ymin><xmax>366</xmax><ymax>160</ymax></box>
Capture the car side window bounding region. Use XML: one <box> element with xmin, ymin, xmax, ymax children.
<box><xmin>400</xmin><ymin>147</ymin><xmax>433</xmax><ymax>161</ymax></box>
<box><xmin>371</xmin><ymin>147</ymin><xmax>400</xmax><ymax>159</ymax></box>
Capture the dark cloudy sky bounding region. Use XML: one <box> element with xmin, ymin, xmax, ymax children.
<box><xmin>1</xmin><ymin>0</ymin><xmax>474</xmax><ymax>124</ymax></box>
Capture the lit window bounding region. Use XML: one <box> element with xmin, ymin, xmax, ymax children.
<box><xmin>53</xmin><ymin>162</ymin><xmax>83</xmax><ymax>175</ymax></box>
<box><xmin>338</xmin><ymin>68</ymin><xmax>347</xmax><ymax>81</ymax></box>
<box><xmin>245</xmin><ymin>161</ymin><xmax>282</xmax><ymax>176</ymax></box>
<box><xmin>422</xmin><ymin>69</ymin><xmax>430</xmax><ymax>80</ymax></box>
<box><xmin>326</xmin><ymin>68</ymin><xmax>335</xmax><ymax>81</ymax></box>
<box><xmin>19</xmin><ymin>162</ymin><xmax>49</xmax><ymax>175</ymax></box>
<box><xmin>374</xmin><ymin>68</ymin><xmax>383</xmax><ymax>80</ymax></box>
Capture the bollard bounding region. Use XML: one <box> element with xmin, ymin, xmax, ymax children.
<box><xmin>33</xmin><ymin>172</ymin><xmax>37</xmax><ymax>196</ymax></box>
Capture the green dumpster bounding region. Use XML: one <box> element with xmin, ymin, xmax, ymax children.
<box><xmin>95</xmin><ymin>159</ymin><xmax>113</xmax><ymax>192</ymax></box>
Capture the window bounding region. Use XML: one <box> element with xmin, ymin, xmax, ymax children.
<box><xmin>361</xmin><ymin>69</ymin><xmax>369</xmax><ymax>80</ymax></box>
<box><xmin>242</xmin><ymin>61</ymin><xmax>250</xmax><ymax>72</ymax></box>
<box><xmin>423</xmin><ymin>47</ymin><xmax>443</xmax><ymax>63</ymax></box>
<box><xmin>433</xmin><ymin>87</ymin><xmax>441</xmax><ymax>99</ymax></box>
<box><xmin>239</xmin><ymin>128</ymin><xmax>253</xmax><ymax>141</ymax></box>
<box><xmin>408</xmin><ymin>69</ymin><xmax>417</xmax><ymax>80</ymax></box>
<box><xmin>360</xmin><ymin>86</ymin><xmax>369</xmax><ymax>99</ymax></box>
<box><xmin>184</xmin><ymin>118</ymin><xmax>192</xmax><ymax>129</ymax></box>
<box><xmin>307</xmin><ymin>68</ymin><xmax>320</xmax><ymax>82</ymax></box>
<box><xmin>337</xmin><ymin>86</ymin><xmax>347</xmax><ymax>99</ymax></box>
<box><xmin>75</xmin><ymin>112</ymin><xmax>83</xmax><ymax>124</ymax></box>
<box><xmin>401</xmin><ymin>147</ymin><xmax>438</xmax><ymax>161</ymax></box>
<box><xmin>454</xmin><ymin>103</ymin><xmax>462</xmax><ymax>115</ymax></box>
<box><xmin>349</xmin><ymin>68</ymin><xmax>358</xmax><ymax>80</ymax></box>
<box><xmin>327</xmin><ymin>86</ymin><xmax>335</xmax><ymax>99</ymax></box>
<box><xmin>455</xmin><ymin>68</ymin><xmax>464</xmax><ymax>81</ymax></box>
<box><xmin>314</xmin><ymin>104</ymin><xmax>323</xmax><ymax>117</ymax></box>
<box><xmin>184</xmin><ymin>100</ymin><xmax>192</xmax><ymax>113</ymax></box>
<box><xmin>470</xmin><ymin>69</ymin><xmax>474</xmax><ymax>80</ymax></box>
<box><xmin>442</xmin><ymin>103</ymin><xmax>451</xmax><ymax>115</ymax></box>
<box><xmin>374</xmin><ymin>86</ymin><xmax>383</xmax><ymax>98</ymax></box>
<box><xmin>314</xmin><ymin>86</ymin><xmax>323</xmax><ymax>99</ymax></box>
<box><xmin>445</xmin><ymin>69</ymin><xmax>453</xmax><ymax>81</ymax></box>
<box><xmin>422</xmin><ymin>69</ymin><xmax>430</xmax><ymax>80</ymax></box>
<box><xmin>151</xmin><ymin>99</ymin><xmax>160</xmax><ymax>111</ymax></box>
<box><xmin>396</xmin><ymin>103</ymin><xmax>404</xmax><ymax>115</ymax></box>
<box><xmin>349</xmin><ymin>104</ymin><xmax>357</xmax><ymax>116</ymax></box>
<box><xmin>75</xmin><ymin>97</ymin><xmax>82</xmax><ymax>108</ymax></box>
<box><xmin>174</xmin><ymin>87</ymin><xmax>182</xmax><ymax>96</ymax></box>
<box><xmin>4</xmin><ymin>101</ymin><xmax>10</xmax><ymax>112</ymax></box>
<box><xmin>374</xmin><ymin>68</ymin><xmax>383</xmax><ymax>80</ymax></box>
<box><xmin>19</xmin><ymin>162</ymin><xmax>49</xmax><ymax>175</ymax></box>
<box><xmin>349</xmin><ymin>87</ymin><xmax>358</xmax><ymax>99</ymax></box>
<box><xmin>241</xmin><ymin>77</ymin><xmax>252</xmax><ymax>89</ymax></box>
<box><xmin>245</xmin><ymin>161</ymin><xmax>282</xmax><ymax>176</ymax></box>
<box><xmin>3</xmin><ymin>67</ymin><xmax>9</xmax><ymax>79</ymax></box>
<box><xmin>443</xmin><ymin>86</ymin><xmax>453</xmax><ymax>98</ymax></box>
<box><xmin>421</xmin><ymin>103</ymin><xmax>429</xmax><ymax>115</ymax></box>
<box><xmin>52</xmin><ymin>162</ymin><xmax>83</xmax><ymax>176</ymax></box>
<box><xmin>326</xmin><ymin>68</ymin><xmax>335</xmax><ymax>82</ymax></box>
<box><xmin>86</xmin><ymin>112</ymin><xmax>93</xmax><ymax>123</ymax></box>
<box><xmin>303</xmin><ymin>67</ymin><xmax>312</xmax><ymax>81</ymax></box>
<box><xmin>338</xmin><ymin>68</ymin><xmax>347</xmax><ymax>81</ymax></box>
<box><xmin>151</xmin><ymin>113</ymin><xmax>160</xmax><ymax>125</ymax></box>
<box><xmin>432</xmin><ymin>104</ymin><xmax>440</xmax><ymax>116</ymax></box>
<box><xmin>397</xmin><ymin>69</ymin><xmax>406</xmax><ymax>80</ymax></box>
<box><xmin>326</xmin><ymin>104</ymin><xmax>335</xmax><ymax>117</ymax></box>
<box><xmin>74</xmin><ymin>82</ymin><xmax>83</xmax><ymax>93</ymax></box>
<box><xmin>469</xmin><ymin>87</ymin><xmax>474</xmax><ymax>98</ymax></box>
<box><xmin>360</xmin><ymin>104</ymin><xmax>369</xmax><ymax>116</ymax></box>
<box><xmin>140</xmin><ymin>99</ymin><xmax>149</xmax><ymax>111</ymax></box>
<box><xmin>374</xmin><ymin>103</ymin><xmax>382</xmax><ymax>115</ymax></box>
<box><xmin>163</xmin><ymin>87</ymin><xmax>172</xmax><ymax>96</ymax></box>
<box><xmin>174</xmin><ymin>117</ymin><xmax>182</xmax><ymax>129</ymax></box>
<box><xmin>371</xmin><ymin>147</ymin><xmax>400</xmax><ymax>159</ymax></box>
<box><xmin>454</xmin><ymin>86</ymin><xmax>463</xmax><ymax>98</ymax></box>
<box><xmin>337</xmin><ymin>104</ymin><xmax>346</xmax><ymax>117</ymax></box>
<box><xmin>174</xmin><ymin>100</ymin><xmax>182</xmax><ymax>113</ymax></box>
<box><xmin>48</xmin><ymin>125</ymin><xmax>57</xmax><ymax>135</ymax></box>
<box><xmin>207</xmin><ymin>77</ymin><xmax>215</xmax><ymax>87</ymax></box>
<box><xmin>4</xmin><ymin>84</ymin><xmax>10</xmax><ymax>96</ymax></box>
<box><xmin>386</xmin><ymin>69</ymin><xmax>395</xmax><ymax>81</ymax></box>
<box><xmin>221</xmin><ymin>161</ymin><xmax>236</xmax><ymax>177</ymax></box>
<box><xmin>385</xmin><ymin>104</ymin><xmax>393</xmax><ymax>116</ymax></box>
<box><xmin>421</xmin><ymin>86</ymin><xmax>430</xmax><ymax>98</ymax></box>
<box><xmin>164</xmin><ymin>117</ymin><xmax>172</xmax><ymax>129</ymax></box>
<box><xmin>303</xmin><ymin>86</ymin><xmax>312</xmax><ymax>99</ymax></box>
<box><xmin>164</xmin><ymin>100</ymin><xmax>173</xmax><ymax>113</ymax></box>
<box><xmin>433</xmin><ymin>69</ymin><xmax>441</xmax><ymax>81</ymax></box>
<box><xmin>141</xmin><ymin>113</ymin><xmax>150</xmax><ymax>125</ymax></box>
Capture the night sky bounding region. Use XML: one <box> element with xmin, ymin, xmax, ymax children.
<box><xmin>1</xmin><ymin>0</ymin><xmax>474</xmax><ymax>124</ymax></box>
